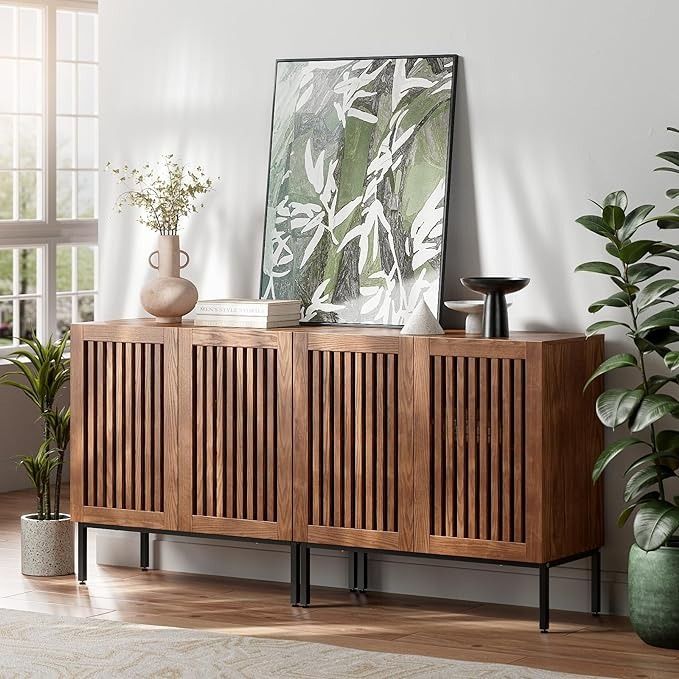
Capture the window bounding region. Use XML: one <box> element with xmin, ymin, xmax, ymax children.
<box><xmin>0</xmin><ymin>0</ymin><xmax>97</xmax><ymax>349</ymax></box>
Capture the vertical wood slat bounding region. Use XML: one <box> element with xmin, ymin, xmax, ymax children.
<box><xmin>333</xmin><ymin>352</ymin><xmax>343</xmax><ymax>528</ymax></box>
<box><xmin>502</xmin><ymin>359</ymin><xmax>513</xmax><ymax>542</ymax></box>
<box><xmin>322</xmin><ymin>351</ymin><xmax>332</xmax><ymax>527</ymax></box>
<box><xmin>235</xmin><ymin>347</ymin><xmax>245</xmax><ymax>519</ymax></box>
<box><xmin>83</xmin><ymin>340</ymin><xmax>165</xmax><ymax>514</ymax></box>
<box><xmin>376</xmin><ymin>353</ymin><xmax>385</xmax><ymax>532</ymax></box>
<box><xmin>343</xmin><ymin>352</ymin><xmax>353</xmax><ymax>528</ymax></box>
<box><xmin>256</xmin><ymin>348</ymin><xmax>265</xmax><ymax>522</ymax></box>
<box><xmin>246</xmin><ymin>347</ymin><xmax>255</xmax><ymax>520</ymax></box>
<box><xmin>86</xmin><ymin>342</ymin><xmax>95</xmax><ymax>507</ymax></box>
<box><xmin>215</xmin><ymin>346</ymin><xmax>224</xmax><ymax>518</ymax></box>
<box><xmin>195</xmin><ymin>346</ymin><xmax>204</xmax><ymax>516</ymax></box>
<box><xmin>267</xmin><ymin>349</ymin><xmax>276</xmax><ymax>522</ymax></box>
<box><xmin>354</xmin><ymin>354</ymin><xmax>364</xmax><ymax>530</ymax></box>
<box><xmin>365</xmin><ymin>352</ymin><xmax>374</xmax><ymax>530</ymax></box>
<box><xmin>225</xmin><ymin>347</ymin><xmax>235</xmax><ymax>519</ymax></box>
<box><xmin>428</xmin><ymin>354</ymin><xmax>526</xmax><ymax>544</ymax></box>
<box><xmin>205</xmin><ymin>346</ymin><xmax>215</xmax><ymax>517</ymax></box>
<box><xmin>386</xmin><ymin>353</ymin><xmax>396</xmax><ymax>533</ymax></box>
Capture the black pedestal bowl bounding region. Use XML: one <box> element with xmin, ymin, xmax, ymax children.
<box><xmin>460</xmin><ymin>277</ymin><xmax>530</xmax><ymax>338</ymax></box>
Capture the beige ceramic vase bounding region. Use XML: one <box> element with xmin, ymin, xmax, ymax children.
<box><xmin>140</xmin><ymin>234</ymin><xmax>198</xmax><ymax>323</ymax></box>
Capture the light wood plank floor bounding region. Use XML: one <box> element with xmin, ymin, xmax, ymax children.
<box><xmin>0</xmin><ymin>488</ymin><xmax>677</xmax><ymax>678</ymax></box>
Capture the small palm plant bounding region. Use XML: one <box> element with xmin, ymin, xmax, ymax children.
<box><xmin>0</xmin><ymin>332</ymin><xmax>71</xmax><ymax>520</ymax></box>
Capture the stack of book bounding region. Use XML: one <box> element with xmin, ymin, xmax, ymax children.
<box><xmin>193</xmin><ymin>299</ymin><xmax>301</xmax><ymax>328</ymax></box>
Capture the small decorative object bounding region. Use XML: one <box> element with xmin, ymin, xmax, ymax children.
<box><xmin>460</xmin><ymin>277</ymin><xmax>530</xmax><ymax>338</ymax></box>
<box><xmin>260</xmin><ymin>55</ymin><xmax>458</xmax><ymax>325</ymax></box>
<box><xmin>444</xmin><ymin>299</ymin><xmax>514</xmax><ymax>335</ymax></box>
<box><xmin>0</xmin><ymin>334</ymin><xmax>73</xmax><ymax>576</ymax></box>
<box><xmin>576</xmin><ymin>128</ymin><xmax>679</xmax><ymax>650</ymax></box>
<box><xmin>107</xmin><ymin>156</ymin><xmax>216</xmax><ymax>323</ymax></box>
<box><xmin>400</xmin><ymin>298</ymin><xmax>444</xmax><ymax>335</ymax></box>
<box><xmin>194</xmin><ymin>298</ymin><xmax>301</xmax><ymax>328</ymax></box>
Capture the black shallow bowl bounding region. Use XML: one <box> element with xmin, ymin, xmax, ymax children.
<box><xmin>460</xmin><ymin>277</ymin><xmax>530</xmax><ymax>295</ymax></box>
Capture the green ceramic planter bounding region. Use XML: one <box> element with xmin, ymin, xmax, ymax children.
<box><xmin>628</xmin><ymin>541</ymin><xmax>679</xmax><ymax>649</ymax></box>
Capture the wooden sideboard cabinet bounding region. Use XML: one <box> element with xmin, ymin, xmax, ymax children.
<box><xmin>70</xmin><ymin>320</ymin><xmax>604</xmax><ymax>631</ymax></box>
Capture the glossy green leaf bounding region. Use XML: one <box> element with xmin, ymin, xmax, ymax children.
<box><xmin>576</xmin><ymin>215</ymin><xmax>614</xmax><ymax>238</ymax></box>
<box><xmin>611</xmin><ymin>278</ymin><xmax>638</xmax><ymax>295</ymax></box>
<box><xmin>618</xmin><ymin>492</ymin><xmax>660</xmax><ymax>527</ymax></box>
<box><xmin>666</xmin><ymin>189</ymin><xmax>679</xmax><ymax>199</ymax></box>
<box><xmin>657</xmin><ymin>214</ymin><xmax>679</xmax><ymax>229</ymax></box>
<box><xmin>574</xmin><ymin>261</ymin><xmax>621</xmax><ymax>276</ymax></box>
<box><xmin>592</xmin><ymin>437</ymin><xmax>645</xmax><ymax>482</ymax></box>
<box><xmin>619</xmin><ymin>204</ymin><xmax>655</xmax><ymax>241</ymax></box>
<box><xmin>603</xmin><ymin>204</ymin><xmax>625</xmax><ymax>230</ymax></box>
<box><xmin>656</xmin><ymin>430</ymin><xmax>679</xmax><ymax>454</ymax></box>
<box><xmin>618</xmin><ymin>240</ymin><xmax>661</xmax><ymax>264</ymax></box>
<box><xmin>631</xmin><ymin>394</ymin><xmax>679</xmax><ymax>432</ymax></box>
<box><xmin>664</xmin><ymin>352</ymin><xmax>679</xmax><ymax>371</ymax></box>
<box><xmin>596</xmin><ymin>388</ymin><xmax>643</xmax><ymax>428</ymax></box>
<box><xmin>657</xmin><ymin>151</ymin><xmax>679</xmax><ymax>168</ymax></box>
<box><xmin>585</xmin><ymin>320</ymin><xmax>632</xmax><ymax>337</ymax></box>
<box><xmin>585</xmin><ymin>353</ymin><xmax>638</xmax><ymax>390</ymax></box>
<box><xmin>603</xmin><ymin>190</ymin><xmax>628</xmax><ymax>210</ymax></box>
<box><xmin>654</xmin><ymin>167</ymin><xmax>679</xmax><ymax>175</ymax></box>
<box><xmin>634</xmin><ymin>500</ymin><xmax>679</xmax><ymax>551</ymax></box>
<box><xmin>588</xmin><ymin>291</ymin><xmax>630</xmax><ymax>313</ymax></box>
<box><xmin>624</xmin><ymin>466</ymin><xmax>675</xmax><ymax>502</ymax></box>
<box><xmin>636</xmin><ymin>279</ymin><xmax>679</xmax><ymax>310</ymax></box>
<box><xmin>643</xmin><ymin>375</ymin><xmax>675</xmax><ymax>393</ymax></box>
<box><xmin>626</xmin><ymin>451</ymin><xmax>679</xmax><ymax>476</ymax></box>
<box><xmin>637</xmin><ymin>309</ymin><xmax>679</xmax><ymax>334</ymax></box>
<box><xmin>628</xmin><ymin>263</ymin><xmax>669</xmax><ymax>284</ymax></box>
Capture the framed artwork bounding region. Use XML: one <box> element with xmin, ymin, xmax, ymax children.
<box><xmin>260</xmin><ymin>54</ymin><xmax>458</xmax><ymax>325</ymax></box>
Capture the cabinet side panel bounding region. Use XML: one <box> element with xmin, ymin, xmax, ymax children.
<box><xmin>542</xmin><ymin>337</ymin><xmax>604</xmax><ymax>561</ymax></box>
<box><xmin>70</xmin><ymin>325</ymin><xmax>85</xmax><ymax>521</ymax></box>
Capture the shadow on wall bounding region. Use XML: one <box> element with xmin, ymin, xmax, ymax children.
<box><xmin>441</xmin><ymin>58</ymin><xmax>481</xmax><ymax>330</ymax></box>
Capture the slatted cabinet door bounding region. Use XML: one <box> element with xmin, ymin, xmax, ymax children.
<box><xmin>293</xmin><ymin>332</ymin><xmax>414</xmax><ymax>552</ymax></box>
<box><xmin>70</xmin><ymin>324</ymin><xmax>179</xmax><ymax>530</ymax></box>
<box><xmin>177</xmin><ymin>328</ymin><xmax>293</xmax><ymax>541</ymax></box>
<box><xmin>413</xmin><ymin>337</ymin><xmax>529</xmax><ymax>561</ymax></box>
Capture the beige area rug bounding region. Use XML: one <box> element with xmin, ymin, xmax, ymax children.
<box><xmin>0</xmin><ymin>608</ymin><xmax>609</xmax><ymax>679</ymax></box>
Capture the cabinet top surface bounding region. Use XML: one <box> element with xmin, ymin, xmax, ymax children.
<box><xmin>74</xmin><ymin>319</ymin><xmax>592</xmax><ymax>344</ymax></box>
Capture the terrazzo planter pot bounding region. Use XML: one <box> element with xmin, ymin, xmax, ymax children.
<box><xmin>21</xmin><ymin>514</ymin><xmax>74</xmax><ymax>577</ymax></box>
<box><xmin>628</xmin><ymin>541</ymin><xmax>679</xmax><ymax>649</ymax></box>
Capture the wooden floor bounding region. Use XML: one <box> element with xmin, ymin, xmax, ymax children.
<box><xmin>0</xmin><ymin>489</ymin><xmax>677</xmax><ymax>677</ymax></box>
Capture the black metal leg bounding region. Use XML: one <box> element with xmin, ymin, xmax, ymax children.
<box><xmin>299</xmin><ymin>543</ymin><xmax>310</xmax><ymax>607</ymax></box>
<box><xmin>591</xmin><ymin>549</ymin><xmax>601</xmax><ymax>616</ymax></box>
<box><xmin>77</xmin><ymin>523</ymin><xmax>88</xmax><ymax>584</ymax></box>
<box><xmin>140</xmin><ymin>532</ymin><xmax>149</xmax><ymax>570</ymax></box>
<box><xmin>349</xmin><ymin>550</ymin><xmax>368</xmax><ymax>592</ymax></box>
<box><xmin>290</xmin><ymin>543</ymin><xmax>300</xmax><ymax>606</ymax></box>
<box><xmin>539</xmin><ymin>564</ymin><xmax>549</xmax><ymax>632</ymax></box>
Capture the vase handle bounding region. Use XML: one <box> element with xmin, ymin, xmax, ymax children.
<box><xmin>179</xmin><ymin>250</ymin><xmax>190</xmax><ymax>269</ymax></box>
<box><xmin>148</xmin><ymin>251</ymin><xmax>159</xmax><ymax>270</ymax></box>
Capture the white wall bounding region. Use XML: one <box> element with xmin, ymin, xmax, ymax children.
<box><xmin>97</xmin><ymin>0</ymin><xmax>679</xmax><ymax>614</ymax></box>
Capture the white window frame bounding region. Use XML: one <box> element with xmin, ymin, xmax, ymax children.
<box><xmin>0</xmin><ymin>0</ymin><xmax>98</xmax><ymax>355</ymax></box>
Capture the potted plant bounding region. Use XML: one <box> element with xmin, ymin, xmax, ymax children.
<box><xmin>576</xmin><ymin>131</ymin><xmax>679</xmax><ymax>648</ymax></box>
<box><xmin>106</xmin><ymin>155</ymin><xmax>217</xmax><ymax>323</ymax></box>
<box><xmin>0</xmin><ymin>333</ymin><xmax>72</xmax><ymax>576</ymax></box>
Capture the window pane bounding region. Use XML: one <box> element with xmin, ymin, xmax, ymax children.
<box><xmin>19</xmin><ymin>248</ymin><xmax>37</xmax><ymax>294</ymax></box>
<box><xmin>19</xmin><ymin>8</ymin><xmax>41</xmax><ymax>59</ymax></box>
<box><xmin>0</xmin><ymin>59</ymin><xmax>16</xmax><ymax>111</ymax></box>
<box><xmin>56</xmin><ymin>170</ymin><xmax>73</xmax><ymax>219</ymax></box>
<box><xmin>77</xmin><ymin>13</ymin><xmax>96</xmax><ymax>62</ymax></box>
<box><xmin>0</xmin><ymin>301</ymin><xmax>13</xmax><ymax>346</ymax></box>
<box><xmin>56</xmin><ymin>245</ymin><xmax>72</xmax><ymax>292</ymax></box>
<box><xmin>78</xmin><ymin>294</ymin><xmax>94</xmax><ymax>322</ymax></box>
<box><xmin>0</xmin><ymin>116</ymin><xmax>12</xmax><ymax>167</ymax></box>
<box><xmin>77</xmin><ymin>246</ymin><xmax>95</xmax><ymax>290</ymax></box>
<box><xmin>57</xmin><ymin>116</ymin><xmax>74</xmax><ymax>168</ymax></box>
<box><xmin>77</xmin><ymin>117</ymin><xmax>97</xmax><ymax>168</ymax></box>
<box><xmin>77</xmin><ymin>171</ymin><xmax>95</xmax><ymax>218</ymax></box>
<box><xmin>56</xmin><ymin>11</ymin><xmax>74</xmax><ymax>61</ymax></box>
<box><xmin>0</xmin><ymin>7</ymin><xmax>15</xmax><ymax>58</ymax></box>
<box><xmin>56</xmin><ymin>62</ymin><xmax>74</xmax><ymax>114</ymax></box>
<box><xmin>18</xmin><ymin>170</ymin><xmax>40</xmax><ymax>219</ymax></box>
<box><xmin>19</xmin><ymin>299</ymin><xmax>37</xmax><ymax>340</ymax></box>
<box><xmin>0</xmin><ymin>171</ymin><xmax>13</xmax><ymax>219</ymax></box>
<box><xmin>77</xmin><ymin>64</ymin><xmax>97</xmax><ymax>115</ymax></box>
<box><xmin>0</xmin><ymin>249</ymin><xmax>12</xmax><ymax>294</ymax></box>
<box><xmin>18</xmin><ymin>60</ymin><xmax>41</xmax><ymax>114</ymax></box>
<box><xmin>18</xmin><ymin>115</ymin><xmax>41</xmax><ymax>168</ymax></box>
<box><xmin>56</xmin><ymin>295</ymin><xmax>71</xmax><ymax>337</ymax></box>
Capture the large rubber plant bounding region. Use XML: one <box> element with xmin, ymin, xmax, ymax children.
<box><xmin>576</xmin><ymin>129</ymin><xmax>679</xmax><ymax>648</ymax></box>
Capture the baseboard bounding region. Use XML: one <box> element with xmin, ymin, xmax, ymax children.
<box><xmin>95</xmin><ymin>531</ymin><xmax>628</xmax><ymax>615</ymax></box>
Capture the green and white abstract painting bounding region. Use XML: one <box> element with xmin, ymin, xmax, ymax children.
<box><xmin>260</xmin><ymin>55</ymin><xmax>458</xmax><ymax>325</ymax></box>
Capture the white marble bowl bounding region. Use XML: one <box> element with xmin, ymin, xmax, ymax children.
<box><xmin>444</xmin><ymin>300</ymin><xmax>512</xmax><ymax>335</ymax></box>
